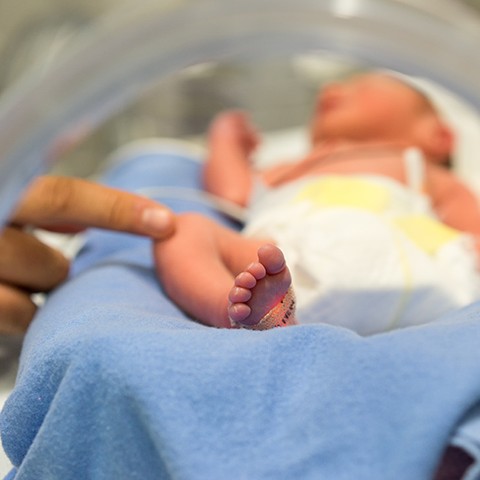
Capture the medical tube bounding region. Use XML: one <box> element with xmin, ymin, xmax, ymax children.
<box><xmin>0</xmin><ymin>0</ymin><xmax>480</xmax><ymax>226</ymax></box>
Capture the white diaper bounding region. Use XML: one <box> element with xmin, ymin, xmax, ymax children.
<box><xmin>245</xmin><ymin>172</ymin><xmax>480</xmax><ymax>335</ymax></box>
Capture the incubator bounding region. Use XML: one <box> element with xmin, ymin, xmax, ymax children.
<box><xmin>1</xmin><ymin>0</ymin><xmax>480</xmax><ymax>225</ymax></box>
<box><xmin>2</xmin><ymin>0</ymin><xmax>480</xmax><ymax>478</ymax></box>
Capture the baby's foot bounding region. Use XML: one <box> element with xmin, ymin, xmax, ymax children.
<box><xmin>228</xmin><ymin>244</ymin><xmax>297</xmax><ymax>330</ymax></box>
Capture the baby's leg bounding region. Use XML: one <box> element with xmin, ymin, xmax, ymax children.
<box><xmin>228</xmin><ymin>244</ymin><xmax>297</xmax><ymax>329</ymax></box>
<box><xmin>153</xmin><ymin>213</ymin><xmax>296</xmax><ymax>329</ymax></box>
<box><xmin>154</xmin><ymin>213</ymin><xmax>266</xmax><ymax>328</ymax></box>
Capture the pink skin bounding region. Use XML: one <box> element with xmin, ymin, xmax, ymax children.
<box><xmin>310</xmin><ymin>74</ymin><xmax>429</xmax><ymax>147</ymax></box>
<box><xmin>153</xmin><ymin>213</ymin><xmax>294</xmax><ymax>329</ymax></box>
<box><xmin>228</xmin><ymin>244</ymin><xmax>292</xmax><ymax>326</ymax></box>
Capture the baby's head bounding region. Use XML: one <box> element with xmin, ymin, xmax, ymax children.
<box><xmin>310</xmin><ymin>72</ymin><xmax>454</xmax><ymax>165</ymax></box>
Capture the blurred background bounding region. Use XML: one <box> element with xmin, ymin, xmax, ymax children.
<box><xmin>1</xmin><ymin>0</ymin><xmax>480</xmax><ymax>178</ymax></box>
<box><xmin>0</xmin><ymin>0</ymin><xmax>336</xmax><ymax>178</ymax></box>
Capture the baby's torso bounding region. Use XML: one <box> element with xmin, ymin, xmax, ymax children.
<box><xmin>261</xmin><ymin>144</ymin><xmax>420</xmax><ymax>187</ymax></box>
<box><xmin>250</xmin><ymin>147</ymin><xmax>435</xmax><ymax>222</ymax></box>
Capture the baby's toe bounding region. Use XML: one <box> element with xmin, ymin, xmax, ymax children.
<box><xmin>245</xmin><ymin>262</ymin><xmax>266</xmax><ymax>280</ymax></box>
<box><xmin>229</xmin><ymin>286</ymin><xmax>252</xmax><ymax>303</ymax></box>
<box><xmin>228</xmin><ymin>303</ymin><xmax>251</xmax><ymax>323</ymax></box>
<box><xmin>235</xmin><ymin>271</ymin><xmax>257</xmax><ymax>289</ymax></box>
<box><xmin>257</xmin><ymin>244</ymin><xmax>286</xmax><ymax>275</ymax></box>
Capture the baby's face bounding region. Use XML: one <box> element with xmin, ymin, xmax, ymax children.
<box><xmin>310</xmin><ymin>73</ymin><xmax>431</xmax><ymax>146</ymax></box>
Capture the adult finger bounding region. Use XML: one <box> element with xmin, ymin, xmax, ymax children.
<box><xmin>0</xmin><ymin>283</ymin><xmax>37</xmax><ymax>335</ymax></box>
<box><xmin>0</xmin><ymin>227</ymin><xmax>70</xmax><ymax>291</ymax></box>
<box><xmin>10</xmin><ymin>175</ymin><xmax>175</xmax><ymax>240</ymax></box>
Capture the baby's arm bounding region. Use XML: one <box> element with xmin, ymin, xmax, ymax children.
<box><xmin>430</xmin><ymin>168</ymin><xmax>480</xmax><ymax>242</ymax></box>
<box><xmin>203</xmin><ymin>111</ymin><xmax>260</xmax><ymax>207</ymax></box>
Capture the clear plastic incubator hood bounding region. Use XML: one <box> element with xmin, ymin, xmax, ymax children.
<box><xmin>1</xmin><ymin>0</ymin><xmax>480</xmax><ymax>225</ymax></box>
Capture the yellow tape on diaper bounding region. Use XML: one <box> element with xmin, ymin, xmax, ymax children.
<box><xmin>295</xmin><ymin>177</ymin><xmax>389</xmax><ymax>213</ymax></box>
<box><xmin>393</xmin><ymin>214</ymin><xmax>460</xmax><ymax>255</ymax></box>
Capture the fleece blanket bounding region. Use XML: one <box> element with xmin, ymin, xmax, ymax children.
<box><xmin>2</xmin><ymin>145</ymin><xmax>480</xmax><ymax>480</ymax></box>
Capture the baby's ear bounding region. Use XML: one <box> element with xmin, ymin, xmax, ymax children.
<box><xmin>418</xmin><ymin>116</ymin><xmax>455</xmax><ymax>164</ymax></box>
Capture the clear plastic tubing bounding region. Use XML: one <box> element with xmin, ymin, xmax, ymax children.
<box><xmin>0</xmin><ymin>0</ymin><xmax>480</xmax><ymax>225</ymax></box>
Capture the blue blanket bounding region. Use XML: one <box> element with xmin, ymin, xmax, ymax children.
<box><xmin>2</xmin><ymin>148</ymin><xmax>480</xmax><ymax>479</ymax></box>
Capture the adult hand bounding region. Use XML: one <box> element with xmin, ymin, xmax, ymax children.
<box><xmin>0</xmin><ymin>175</ymin><xmax>175</xmax><ymax>334</ymax></box>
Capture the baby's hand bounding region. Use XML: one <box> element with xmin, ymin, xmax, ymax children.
<box><xmin>209</xmin><ymin>111</ymin><xmax>260</xmax><ymax>156</ymax></box>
